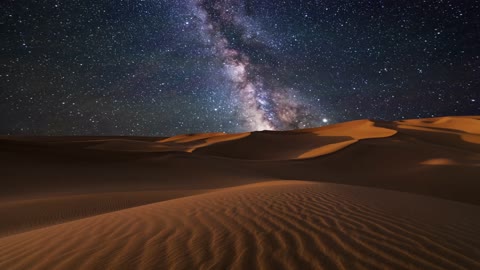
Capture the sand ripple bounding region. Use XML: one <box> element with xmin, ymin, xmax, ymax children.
<box><xmin>1</xmin><ymin>181</ymin><xmax>479</xmax><ymax>270</ymax></box>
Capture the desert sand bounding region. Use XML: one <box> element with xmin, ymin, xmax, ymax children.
<box><xmin>1</xmin><ymin>116</ymin><xmax>479</xmax><ymax>269</ymax></box>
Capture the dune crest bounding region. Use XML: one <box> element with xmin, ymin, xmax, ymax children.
<box><xmin>307</xmin><ymin>119</ymin><xmax>398</xmax><ymax>139</ymax></box>
<box><xmin>296</xmin><ymin>120</ymin><xmax>398</xmax><ymax>159</ymax></box>
<box><xmin>1</xmin><ymin>181</ymin><xmax>479</xmax><ymax>270</ymax></box>
<box><xmin>397</xmin><ymin>116</ymin><xmax>480</xmax><ymax>134</ymax></box>
<box><xmin>1</xmin><ymin>116</ymin><xmax>480</xmax><ymax>269</ymax></box>
<box><xmin>297</xmin><ymin>140</ymin><xmax>358</xmax><ymax>159</ymax></box>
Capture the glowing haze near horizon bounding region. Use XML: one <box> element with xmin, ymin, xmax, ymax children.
<box><xmin>2</xmin><ymin>0</ymin><xmax>479</xmax><ymax>136</ymax></box>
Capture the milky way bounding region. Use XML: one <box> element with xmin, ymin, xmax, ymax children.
<box><xmin>2</xmin><ymin>0</ymin><xmax>479</xmax><ymax>136</ymax></box>
<box><xmin>192</xmin><ymin>0</ymin><xmax>312</xmax><ymax>130</ymax></box>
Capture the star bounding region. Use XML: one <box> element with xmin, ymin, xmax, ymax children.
<box><xmin>1</xmin><ymin>0</ymin><xmax>478</xmax><ymax>136</ymax></box>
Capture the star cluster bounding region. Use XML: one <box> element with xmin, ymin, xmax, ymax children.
<box><xmin>192</xmin><ymin>0</ymin><xmax>314</xmax><ymax>130</ymax></box>
<box><xmin>1</xmin><ymin>0</ymin><xmax>479</xmax><ymax>135</ymax></box>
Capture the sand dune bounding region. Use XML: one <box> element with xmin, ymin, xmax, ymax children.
<box><xmin>397</xmin><ymin>116</ymin><xmax>480</xmax><ymax>135</ymax></box>
<box><xmin>1</xmin><ymin>116</ymin><xmax>479</xmax><ymax>269</ymax></box>
<box><xmin>0</xmin><ymin>190</ymin><xmax>211</xmax><ymax>237</ymax></box>
<box><xmin>193</xmin><ymin>119</ymin><xmax>398</xmax><ymax>160</ymax></box>
<box><xmin>0</xmin><ymin>181</ymin><xmax>479</xmax><ymax>270</ymax></box>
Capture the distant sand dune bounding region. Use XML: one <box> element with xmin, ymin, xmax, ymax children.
<box><xmin>194</xmin><ymin>120</ymin><xmax>398</xmax><ymax>160</ymax></box>
<box><xmin>397</xmin><ymin>116</ymin><xmax>480</xmax><ymax>135</ymax></box>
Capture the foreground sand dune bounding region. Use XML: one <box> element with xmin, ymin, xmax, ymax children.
<box><xmin>1</xmin><ymin>181</ymin><xmax>479</xmax><ymax>270</ymax></box>
<box><xmin>1</xmin><ymin>116</ymin><xmax>479</xmax><ymax>269</ymax></box>
<box><xmin>0</xmin><ymin>190</ymin><xmax>211</xmax><ymax>236</ymax></box>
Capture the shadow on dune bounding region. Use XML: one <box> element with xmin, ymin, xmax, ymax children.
<box><xmin>1</xmin><ymin>117</ymin><xmax>479</xmax><ymax>203</ymax></box>
<box><xmin>193</xmin><ymin>132</ymin><xmax>354</xmax><ymax>160</ymax></box>
<box><xmin>376</xmin><ymin>121</ymin><xmax>480</xmax><ymax>152</ymax></box>
<box><xmin>1</xmin><ymin>117</ymin><xmax>479</xmax><ymax>269</ymax></box>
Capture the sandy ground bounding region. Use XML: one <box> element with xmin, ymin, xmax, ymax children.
<box><xmin>1</xmin><ymin>116</ymin><xmax>479</xmax><ymax>269</ymax></box>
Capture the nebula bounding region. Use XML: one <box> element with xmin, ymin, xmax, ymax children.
<box><xmin>192</xmin><ymin>0</ymin><xmax>311</xmax><ymax>131</ymax></box>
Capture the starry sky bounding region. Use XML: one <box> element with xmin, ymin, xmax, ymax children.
<box><xmin>2</xmin><ymin>0</ymin><xmax>479</xmax><ymax>136</ymax></box>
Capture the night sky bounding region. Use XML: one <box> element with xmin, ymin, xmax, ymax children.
<box><xmin>2</xmin><ymin>0</ymin><xmax>479</xmax><ymax>136</ymax></box>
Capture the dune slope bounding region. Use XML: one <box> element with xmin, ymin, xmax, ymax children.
<box><xmin>0</xmin><ymin>190</ymin><xmax>211</xmax><ymax>237</ymax></box>
<box><xmin>0</xmin><ymin>181</ymin><xmax>479</xmax><ymax>270</ymax></box>
<box><xmin>0</xmin><ymin>116</ymin><xmax>479</xmax><ymax>269</ymax></box>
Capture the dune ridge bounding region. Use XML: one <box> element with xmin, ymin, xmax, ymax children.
<box><xmin>0</xmin><ymin>181</ymin><xmax>479</xmax><ymax>270</ymax></box>
<box><xmin>1</xmin><ymin>116</ymin><xmax>479</xmax><ymax>269</ymax></box>
<box><xmin>0</xmin><ymin>189</ymin><xmax>212</xmax><ymax>237</ymax></box>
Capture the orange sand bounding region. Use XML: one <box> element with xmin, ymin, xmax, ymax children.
<box><xmin>1</xmin><ymin>116</ymin><xmax>479</xmax><ymax>269</ymax></box>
